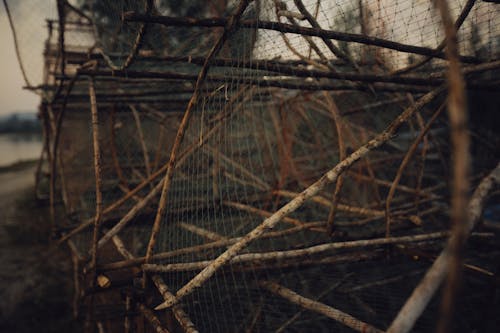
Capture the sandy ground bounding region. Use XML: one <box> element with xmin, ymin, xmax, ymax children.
<box><xmin>0</xmin><ymin>164</ymin><xmax>81</xmax><ymax>332</ymax></box>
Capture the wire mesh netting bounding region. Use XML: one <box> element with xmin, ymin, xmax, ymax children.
<box><xmin>3</xmin><ymin>0</ymin><xmax>500</xmax><ymax>332</ymax></box>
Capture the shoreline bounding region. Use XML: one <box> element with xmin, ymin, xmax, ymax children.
<box><xmin>0</xmin><ymin>158</ymin><xmax>38</xmax><ymax>173</ymax></box>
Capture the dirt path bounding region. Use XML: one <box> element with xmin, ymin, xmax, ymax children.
<box><xmin>0</xmin><ymin>164</ymin><xmax>81</xmax><ymax>332</ymax></box>
<box><xmin>0</xmin><ymin>165</ymin><xmax>36</xmax><ymax>215</ymax></box>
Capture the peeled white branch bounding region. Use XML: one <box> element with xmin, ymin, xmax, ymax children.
<box><xmin>387</xmin><ymin>162</ymin><xmax>500</xmax><ymax>333</ymax></box>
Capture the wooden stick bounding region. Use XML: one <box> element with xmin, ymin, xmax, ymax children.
<box><xmin>130</xmin><ymin>105</ymin><xmax>153</xmax><ymax>180</ymax></box>
<box><xmin>274</xmin><ymin>189</ymin><xmax>384</xmax><ymax>217</ymax></box>
<box><xmin>2</xmin><ymin>0</ymin><xmax>33</xmax><ymax>86</ymax></box>
<box><xmin>435</xmin><ymin>1</ymin><xmax>470</xmax><ymax>331</ymax></box>
<box><xmin>150</xmin><ymin>275</ymin><xmax>199</xmax><ymax>333</ymax></box>
<box><xmin>347</xmin><ymin>172</ymin><xmax>441</xmax><ymax>198</ymax></box>
<box><xmin>385</xmin><ymin>102</ymin><xmax>446</xmax><ymax>237</ymax></box>
<box><xmin>122</xmin><ymin>13</ymin><xmax>478</xmax><ymax>63</ymax></box>
<box><xmin>259</xmin><ymin>281</ymin><xmax>383</xmax><ymax>333</ymax></box>
<box><xmin>143</xmin><ymin>232</ymin><xmax>447</xmax><ymax>274</ymax></box>
<box><xmin>177</xmin><ymin>222</ymin><xmax>227</xmax><ymax>242</ymax></box>
<box><xmin>75</xmin><ymin>68</ymin><xmax>439</xmax><ymax>93</ymax></box>
<box><xmin>293</xmin><ymin>0</ymin><xmax>356</xmax><ymax>68</ymax></box>
<box><xmin>391</xmin><ymin>0</ymin><xmax>477</xmax><ymax>75</ymax></box>
<box><xmin>120</xmin><ymin>0</ymin><xmax>154</xmax><ymax>70</ymax></box>
<box><xmin>98</xmin><ymin>222</ymin><xmax>326</xmax><ymax>272</ymax></box>
<box><xmin>275</xmin><ymin>273</ymin><xmax>353</xmax><ymax>333</ymax></box>
<box><xmin>223</xmin><ymin>201</ymin><xmax>305</xmax><ymax>227</ymax></box>
<box><xmin>387</xmin><ymin>162</ymin><xmax>500</xmax><ymax>333</ymax></box>
<box><xmin>153</xmin><ymin>87</ymin><xmax>444</xmax><ymax>310</ymax></box>
<box><xmin>143</xmin><ymin>0</ymin><xmax>252</xmax><ymax>271</ymax></box>
<box><xmin>137</xmin><ymin>303</ymin><xmax>171</xmax><ymax>333</ymax></box>
<box><xmin>88</xmin><ymin>76</ymin><xmax>104</xmax><ymax>272</ymax></box>
<box><xmin>109</xmin><ymin>106</ymin><xmax>128</xmax><ymax>187</ymax></box>
<box><xmin>124</xmin><ymin>295</ymin><xmax>131</xmax><ymax>333</ymax></box>
<box><xmin>106</xmin><ymin>231</ymin><xmax>199</xmax><ymax>333</ymax></box>
<box><xmin>225</xmin><ymin>251</ymin><xmax>382</xmax><ymax>273</ymax></box>
<box><xmin>57</xmin><ymin>83</ymin><xmax>248</xmax><ymax>248</ymax></box>
<box><xmin>97</xmin><ymin>179</ymin><xmax>163</xmax><ymax>249</ymax></box>
<box><xmin>322</xmin><ymin>92</ymin><xmax>347</xmax><ymax>234</ymax></box>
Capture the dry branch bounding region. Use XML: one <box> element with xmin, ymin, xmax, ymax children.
<box><xmin>293</xmin><ymin>0</ymin><xmax>356</xmax><ymax>68</ymax></box>
<box><xmin>385</xmin><ymin>102</ymin><xmax>446</xmax><ymax>237</ymax></box>
<box><xmin>97</xmin><ymin>222</ymin><xmax>326</xmax><ymax>272</ymax></box>
<box><xmin>107</xmin><ymin>232</ymin><xmax>199</xmax><ymax>333</ymax></box>
<box><xmin>154</xmin><ymin>86</ymin><xmax>444</xmax><ymax>310</ymax></box>
<box><xmin>223</xmin><ymin>201</ymin><xmax>305</xmax><ymax>226</ymax></box>
<box><xmin>387</xmin><ymin>162</ymin><xmax>500</xmax><ymax>333</ymax></box>
<box><xmin>177</xmin><ymin>222</ymin><xmax>227</xmax><ymax>242</ymax></box>
<box><xmin>274</xmin><ymin>189</ymin><xmax>385</xmax><ymax>217</ymax></box>
<box><xmin>88</xmin><ymin>77</ymin><xmax>103</xmax><ymax>272</ymax></box>
<box><xmin>123</xmin><ymin>13</ymin><xmax>478</xmax><ymax>63</ymax></box>
<box><xmin>259</xmin><ymin>281</ymin><xmax>383</xmax><ymax>333</ymax></box>
<box><xmin>435</xmin><ymin>1</ymin><xmax>470</xmax><ymax>331</ymax></box>
<box><xmin>143</xmin><ymin>231</ymin><xmax>447</xmax><ymax>274</ymax></box>
<box><xmin>143</xmin><ymin>0</ymin><xmax>252</xmax><ymax>269</ymax></box>
<box><xmin>75</xmin><ymin>68</ymin><xmax>438</xmax><ymax>93</ymax></box>
<box><xmin>150</xmin><ymin>275</ymin><xmax>199</xmax><ymax>333</ymax></box>
<box><xmin>137</xmin><ymin>303</ymin><xmax>171</xmax><ymax>333</ymax></box>
<box><xmin>130</xmin><ymin>105</ymin><xmax>152</xmax><ymax>179</ymax></box>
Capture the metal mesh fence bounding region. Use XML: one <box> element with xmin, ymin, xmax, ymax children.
<box><xmin>3</xmin><ymin>0</ymin><xmax>500</xmax><ymax>332</ymax></box>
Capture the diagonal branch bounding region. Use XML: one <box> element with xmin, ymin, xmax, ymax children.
<box><xmin>153</xmin><ymin>86</ymin><xmax>445</xmax><ymax>310</ymax></box>
<box><xmin>387</xmin><ymin>162</ymin><xmax>500</xmax><ymax>333</ymax></box>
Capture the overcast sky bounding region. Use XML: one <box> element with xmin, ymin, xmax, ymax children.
<box><xmin>0</xmin><ymin>1</ymin><xmax>57</xmax><ymax>116</ymax></box>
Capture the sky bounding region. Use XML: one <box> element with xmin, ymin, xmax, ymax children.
<box><xmin>0</xmin><ymin>1</ymin><xmax>56</xmax><ymax>116</ymax></box>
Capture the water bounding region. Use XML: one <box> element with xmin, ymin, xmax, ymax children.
<box><xmin>0</xmin><ymin>133</ymin><xmax>42</xmax><ymax>166</ymax></box>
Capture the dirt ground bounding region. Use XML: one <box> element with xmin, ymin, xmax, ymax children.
<box><xmin>0</xmin><ymin>163</ymin><xmax>81</xmax><ymax>332</ymax></box>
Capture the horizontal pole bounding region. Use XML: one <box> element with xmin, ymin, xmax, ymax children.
<box><xmin>123</xmin><ymin>13</ymin><xmax>479</xmax><ymax>63</ymax></box>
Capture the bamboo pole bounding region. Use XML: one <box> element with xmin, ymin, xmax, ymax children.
<box><xmin>153</xmin><ymin>86</ymin><xmax>444</xmax><ymax>310</ymax></box>
<box><xmin>259</xmin><ymin>281</ymin><xmax>383</xmax><ymax>333</ymax></box>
